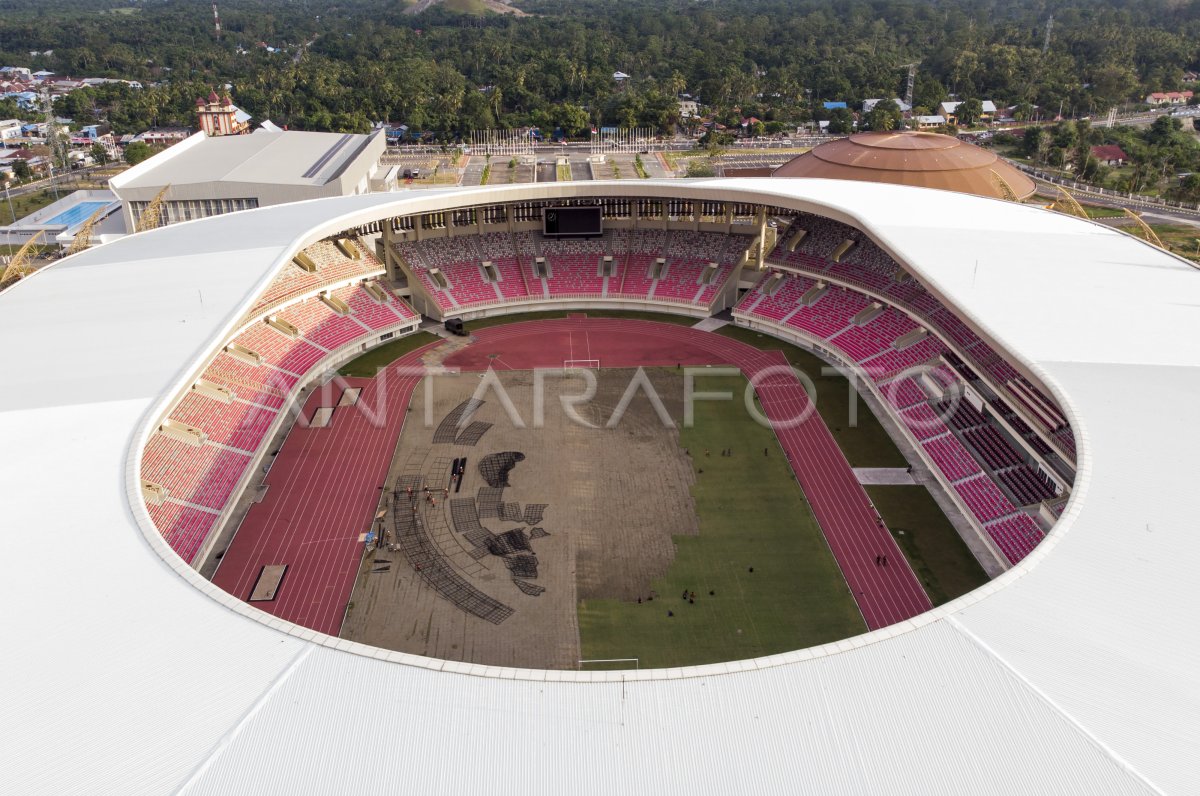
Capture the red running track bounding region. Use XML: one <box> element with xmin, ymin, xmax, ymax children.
<box><xmin>211</xmin><ymin>344</ymin><xmax>434</xmax><ymax>635</ymax></box>
<box><xmin>214</xmin><ymin>318</ymin><xmax>931</xmax><ymax>636</ymax></box>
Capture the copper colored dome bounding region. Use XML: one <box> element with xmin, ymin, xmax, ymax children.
<box><xmin>772</xmin><ymin>131</ymin><xmax>1035</xmax><ymax>200</ymax></box>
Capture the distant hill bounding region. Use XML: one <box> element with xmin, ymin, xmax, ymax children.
<box><xmin>403</xmin><ymin>0</ymin><xmax>527</xmax><ymax>16</ymax></box>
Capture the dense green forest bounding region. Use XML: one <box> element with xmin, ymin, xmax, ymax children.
<box><xmin>2</xmin><ymin>0</ymin><xmax>1200</xmax><ymax>137</ymax></box>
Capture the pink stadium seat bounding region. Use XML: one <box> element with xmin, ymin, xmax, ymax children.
<box><xmin>248</xmin><ymin>239</ymin><xmax>384</xmax><ymax>317</ymax></box>
<box><xmin>146</xmin><ymin>500</ymin><xmax>218</xmax><ymax>563</ymax></box>
<box><xmin>395</xmin><ymin>237</ymin><xmax>500</xmax><ymax>309</ymax></box>
<box><xmin>737</xmin><ymin>271</ymin><xmax>813</xmax><ymax>320</ymax></box>
<box><xmin>984</xmin><ymin>513</ymin><xmax>1045</xmax><ymax>565</ymax></box>
<box><xmin>279</xmin><ymin>299</ymin><xmax>364</xmax><ymax>351</ymax></box>
<box><xmin>900</xmin><ymin>403</ymin><xmax>947</xmax><ymax>441</ymax></box>
<box><xmin>996</xmin><ymin>465</ymin><xmax>1057</xmax><ymax>506</ymax></box>
<box><xmin>789</xmin><ymin>287</ymin><xmax>871</xmax><ymax>339</ymax></box>
<box><xmin>234</xmin><ymin>323</ymin><xmax>326</xmax><ymax>374</ymax></box>
<box><xmin>203</xmin><ymin>352</ymin><xmax>299</xmax><ymax>409</ymax></box>
<box><xmin>880</xmin><ymin>377</ymin><xmax>929</xmax><ymax>411</ymax></box>
<box><xmin>652</xmin><ymin>258</ymin><xmax>709</xmax><ymax>301</ymax></box>
<box><xmin>763</xmin><ymin>212</ymin><xmax>1077</xmax><ymax>462</ymax></box>
<box><xmin>333</xmin><ymin>282</ymin><xmax>416</xmax><ymax>330</ymax></box>
<box><xmin>540</xmin><ymin>238</ymin><xmax>605</xmax><ymax>297</ymax></box>
<box><xmin>141</xmin><ymin>434</ymin><xmax>251</xmax><ymax>511</ymax></box>
<box><xmin>168</xmin><ymin>392</ymin><xmax>278</xmax><ymax>453</ymax></box>
<box><xmin>397</xmin><ymin>229</ymin><xmax>744</xmax><ymax>310</ymax></box>
<box><xmin>860</xmin><ymin>337</ymin><xmax>945</xmax><ymax>381</ymax></box>
<box><xmin>963</xmin><ymin>425</ymin><xmax>1023</xmax><ymax>470</ymax></box>
<box><xmin>953</xmin><ymin>473</ymin><xmax>1016</xmax><ymax>523</ymax></box>
<box><xmin>923</xmin><ymin>434</ymin><xmax>983</xmax><ymax>482</ymax></box>
<box><xmin>618</xmin><ymin>253</ymin><xmax>659</xmax><ymax>298</ymax></box>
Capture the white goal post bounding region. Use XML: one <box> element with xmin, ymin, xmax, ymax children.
<box><xmin>578</xmin><ymin>657</ymin><xmax>639</xmax><ymax>670</ymax></box>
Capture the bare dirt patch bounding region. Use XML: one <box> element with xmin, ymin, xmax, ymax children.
<box><xmin>341</xmin><ymin>368</ymin><xmax>698</xmax><ymax>669</ymax></box>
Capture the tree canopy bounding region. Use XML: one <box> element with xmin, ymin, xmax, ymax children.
<box><xmin>122</xmin><ymin>141</ymin><xmax>152</xmax><ymax>165</ymax></box>
<box><xmin>3</xmin><ymin>0</ymin><xmax>1200</xmax><ymax>136</ymax></box>
<box><xmin>952</xmin><ymin>98</ymin><xmax>984</xmax><ymax>127</ymax></box>
<box><xmin>865</xmin><ymin>99</ymin><xmax>902</xmax><ymax>132</ymax></box>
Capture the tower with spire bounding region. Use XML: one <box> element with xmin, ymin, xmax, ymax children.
<box><xmin>196</xmin><ymin>90</ymin><xmax>251</xmax><ymax>137</ymax></box>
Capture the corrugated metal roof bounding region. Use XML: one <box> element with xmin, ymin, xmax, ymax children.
<box><xmin>113</xmin><ymin>130</ymin><xmax>376</xmax><ymax>189</ymax></box>
<box><xmin>771</xmin><ymin>132</ymin><xmax>1036</xmax><ymax>199</ymax></box>
<box><xmin>0</xmin><ymin>180</ymin><xmax>1197</xmax><ymax>794</ymax></box>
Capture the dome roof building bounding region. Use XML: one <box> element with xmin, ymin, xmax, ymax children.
<box><xmin>772</xmin><ymin>131</ymin><xmax>1035</xmax><ymax>200</ymax></box>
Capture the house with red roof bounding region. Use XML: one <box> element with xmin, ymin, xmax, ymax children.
<box><xmin>1090</xmin><ymin>145</ymin><xmax>1127</xmax><ymax>166</ymax></box>
<box><xmin>1145</xmin><ymin>91</ymin><xmax>1193</xmax><ymax>106</ymax></box>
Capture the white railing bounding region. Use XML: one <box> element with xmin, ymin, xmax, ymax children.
<box><xmin>1011</xmin><ymin>161</ymin><xmax>1200</xmax><ymax>215</ymax></box>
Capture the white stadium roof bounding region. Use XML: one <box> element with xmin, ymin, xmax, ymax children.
<box><xmin>1</xmin><ymin>180</ymin><xmax>1198</xmax><ymax>795</ymax></box>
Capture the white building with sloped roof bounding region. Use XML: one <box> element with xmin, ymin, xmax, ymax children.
<box><xmin>108</xmin><ymin>128</ymin><xmax>387</xmax><ymax>230</ymax></box>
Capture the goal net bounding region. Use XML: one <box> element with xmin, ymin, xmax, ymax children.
<box><xmin>562</xmin><ymin>358</ymin><xmax>601</xmax><ymax>373</ymax></box>
<box><xmin>578</xmin><ymin>657</ymin><xmax>639</xmax><ymax>671</ymax></box>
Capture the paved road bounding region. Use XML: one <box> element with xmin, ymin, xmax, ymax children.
<box><xmin>461</xmin><ymin>156</ymin><xmax>488</xmax><ymax>186</ymax></box>
<box><xmin>1030</xmin><ymin>174</ymin><xmax>1200</xmax><ymax>225</ymax></box>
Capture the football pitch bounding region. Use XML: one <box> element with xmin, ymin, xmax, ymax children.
<box><xmin>578</xmin><ymin>372</ymin><xmax>867</xmax><ymax>669</ymax></box>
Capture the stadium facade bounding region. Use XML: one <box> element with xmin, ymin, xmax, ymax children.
<box><xmin>1</xmin><ymin>179</ymin><xmax>1197</xmax><ymax>795</ymax></box>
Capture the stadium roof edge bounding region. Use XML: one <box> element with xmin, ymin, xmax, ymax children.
<box><xmin>2</xmin><ymin>180</ymin><xmax>1197</xmax><ymax>794</ymax></box>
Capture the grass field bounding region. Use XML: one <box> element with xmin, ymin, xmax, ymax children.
<box><xmin>1082</xmin><ymin>204</ymin><xmax>1127</xmax><ymax>218</ymax></box>
<box><xmin>3</xmin><ymin>189</ymin><xmax>58</xmax><ymax>224</ymax></box>
<box><xmin>577</xmin><ymin>372</ymin><xmax>866</xmax><ymax>669</ymax></box>
<box><xmin>437</xmin><ymin>0</ymin><xmax>489</xmax><ymax>14</ymax></box>
<box><xmin>866</xmin><ymin>485</ymin><xmax>989</xmax><ymax>605</ymax></box>
<box><xmin>717</xmin><ymin>325</ymin><xmax>908</xmax><ymax>468</ymax></box>
<box><xmin>1148</xmin><ymin>224</ymin><xmax>1200</xmax><ymax>262</ymax></box>
<box><xmin>337</xmin><ymin>331</ymin><xmax>437</xmax><ymax>377</ymax></box>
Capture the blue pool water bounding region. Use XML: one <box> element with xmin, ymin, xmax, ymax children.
<box><xmin>45</xmin><ymin>201</ymin><xmax>110</xmax><ymax>227</ymax></box>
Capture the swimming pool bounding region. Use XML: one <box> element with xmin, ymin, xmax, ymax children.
<box><xmin>44</xmin><ymin>201</ymin><xmax>111</xmax><ymax>227</ymax></box>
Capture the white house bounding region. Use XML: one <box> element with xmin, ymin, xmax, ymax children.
<box><xmin>0</xmin><ymin>118</ymin><xmax>24</xmax><ymax>141</ymax></box>
<box><xmin>1145</xmin><ymin>91</ymin><xmax>1193</xmax><ymax>105</ymax></box>
<box><xmin>940</xmin><ymin>100</ymin><xmax>998</xmax><ymax>123</ymax></box>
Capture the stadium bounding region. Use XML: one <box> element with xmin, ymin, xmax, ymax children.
<box><xmin>3</xmin><ymin>176</ymin><xmax>1198</xmax><ymax>794</ymax></box>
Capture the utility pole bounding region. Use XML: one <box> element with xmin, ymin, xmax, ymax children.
<box><xmin>899</xmin><ymin>62</ymin><xmax>920</xmax><ymax>128</ymax></box>
<box><xmin>41</xmin><ymin>88</ymin><xmax>66</xmax><ymax>201</ymax></box>
<box><xmin>901</xmin><ymin>62</ymin><xmax>920</xmax><ymax>112</ymax></box>
<box><xmin>3</xmin><ymin>181</ymin><xmax>15</xmax><ymax>224</ymax></box>
<box><xmin>1042</xmin><ymin>15</ymin><xmax>1054</xmax><ymax>56</ymax></box>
